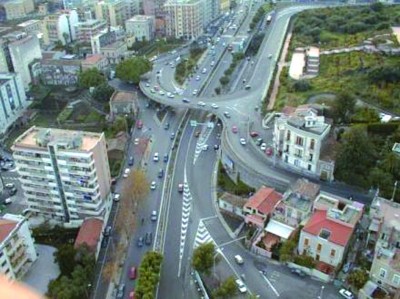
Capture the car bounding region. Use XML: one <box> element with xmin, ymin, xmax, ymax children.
<box><xmin>116</xmin><ymin>284</ymin><xmax>125</xmax><ymax>299</ymax></box>
<box><xmin>153</xmin><ymin>85</ymin><xmax>159</xmax><ymax>91</ymax></box>
<box><xmin>211</xmin><ymin>103</ymin><xmax>219</xmax><ymax>109</ymax></box>
<box><xmin>129</xmin><ymin>291</ymin><xmax>135</xmax><ymax>299</ymax></box>
<box><xmin>134</xmin><ymin>138</ymin><xmax>140</xmax><ymax>145</ymax></box>
<box><xmin>245</xmin><ymin>85</ymin><xmax>251</xmax><ymax>90</ymax></box>
<box><xmin>145</xmin><ymin>82</ymin><xmax>150</xmax><ymax>87</ymax></box>
<box><xmin>101</xmin><ymin>238</ymin><xmax>108</xmax><ymax>248</ymax></box>
<box><xmin>4</xmin><ymin>198</ymin><xmax>12</xmax><ymax>205</ymax></box>
<box><xmin>214</xmin><ymin>144</ymin><xmax>220</xmax><ymax>150</ymax></box>
<box><xmin>151</xmin><ymin>210</ymin><xmax>157</xmax><ymax>221</ymax></box>
<box><xmin>159</xmin><ymin>90</ymin><xmax>165</xmax><ymax>96</ymax></box>
<box><xmin>153</xmin><ymin>152</ymin><xmax>159</xmax><ymax>162</ymax></box>
<box><xmin>256</xmin><ymin>138</ymin><xmax>263</xmax><ymax>146</ymax></box>
<box><xmin>137</xmin><ymin>237</ymin><xmax>144</xmax><ymax>247</ymax></box>
<box><xmin>178</xmin><ymin>183</ymin><xmax>184</xmax><ymax>193</ymax></box>
<box><xmin>234</xmin><ymin>255</ymin><xmax>244</xmax><ymax>265</ymax></box>
<box><xmin>202</xmin><ymin>144</ymin><xmax>209</xmax><ymax>151</ymax></box>
<box><xmin>211</xmin><ymin>61</ymin><xmax>215</xmax><ymax>66</ymax></box>
<box><xmin>22</xmin><ymin>208</ymin><xmax>32</xmax><ymax>217</ymax></box>
<box><xmin>197</xmin><ymin>101</ymin><xmax>206</xmax><ymax>107</ymax></box>
<box><xmin>113</xmin><ymin>193</ymin><xmax>121</xmax><ymax>202</ymax></box>
<box><xmin>192</xmin><ymin>89</ymin><xmax>198</xmax><ymax>95</ymax></box>
<box><xmin>223</xmin><ymin>111</ymin><xmax>231</xmax><ymax>118</ymax></box>
<box><xmin>268</xmin><ymin>54</ymin><xmax>273</xmax><ymax>59</ymax></box>
<box><xmin>150</xmin><ymin>88</ymin><xmax>156</xmax><ymax>93</ymax></box>
<box><xmin>129</xmin><ymin>267</ymin><xmax>137</xmax><ymax>280</ymax></box>
<box><xmin>182</xmin><ymin>98</ymin><xmax>190</xmax><ymax>103</ymax></box>
<box><xmin>164</xmin><ymin>123</ymin><xmax>170</xmax><ymax>130</ymax></box>
<box><xmin>291</xmin><ymin>268</ymin><xmax>306</xmax><ymax>277</ymax></box>
<box><xmin>128</xmin><ymin>156</ymin><xmax>134</xmax><ymax>166</ymax></box>
<box><xmin>202</xmin><ymin>68</ymin><xmax>207</xmax><ymax>74</ymax></box>
<box><xmin>232</xmin><ymin>126</ymin><xmax>238</xmax><ymax>133</ymax></box>
<box><xmin>103</xmin><ymin>226</ymin><xmax>112</xmax><ymax>237</ymax></box>
<box><xmin>123</xmin><ymin>168</ymin><xmax>131</xmax><ymax>178</ymax></box>
<box><xmin>342</xmin><ymin>262</ymin><xmax>352</xmax><ymax>273</ymax></box>
<box><xmin>170</xmin><ymin>132</ymin><xmax>175</xmax><ymax>140</ymax></box>
<box><xmin>145</xmin><ymin>232</ymin><xmax>153</xmax><ymax>245</ymax></box>
<box><xmin>235</xmin><ymin>279</ymin><xmax>247</xmax><ymax>293</ymax></box>
<box><xmin>150</xmin><ymin>181</ymin><xmax>156</xmax><ymax>190</ymax></box>
<box><xmin>195</xmin><ymin>131</ymin><xmax>201</xmax><ymax>138</ymax></box>
<box><xmin>266</xmin><ymin>147</ymin><xmax>273</xmax><ymax>156</ymax></box>
<box><xmin>5</xmin><ymin>183</ymin><xmax>14</xmax><ymax>189</ymax></box>
<box><xmin>250</xmin><ymin>131</ymin><xmax>259</xmax><ymax>137</ymax></box>
<box><xmin>240</xmin><ymin>138</ymin><xmax>246</xmax><ymax>145</ymax></box>
<box><xmin>168</xmin><ymin>93</ymin><xmax>174</xmax><ymax>98</ymax></box>
<box><xmin>136</xmin><ymin>120</ymin><xmax>143</xmax><ymax>129</ymax></box>
<box><xmin>195</xmin><ymin>75</ymin><xmax>201</xmax><ymax>81</ymax></box>
<box><xmin>260</xmin><ymin>143</ymin><xmax>267</xmax><ymax>151</ymax></box>
<box><xmin>8</xmin><ymin>187</ymin><xmax>17</xmax><ymax>196</ymax></box>
<box><xmin>158</xmin><ymin>169</ymin><xmax>164</xmax><ymax>178</ymax></box>
<box><xmin>339</xmin><ymin>289</ymin><xmax>354</xmax><ymax>299</ymax></box>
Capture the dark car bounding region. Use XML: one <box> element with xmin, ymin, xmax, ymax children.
<box><xmin>256</xmin><ymin>138</ymin><xmax>263</xmax><ymax>146</ymax></box>
<box><xmin>291</xmin><ymin>268</ymin><xmax>306</xmax><ymax>277</ymax></box>
<box><xmin>128</xmin><ymin>156</ymin><xmax>134</xmax><ymax>166</ymax></box>
<box><xmin>137</xmin><ymin>237</ymin><xmax>144</xmax><ymax>247</ymax></box>
<box><xmin>8</xmin><ymin>187</ymin><xmax>17</xmax><ymax>196</ymax></box>
<box><xmin>101</xmin><ymin>238</ymin><xmax>108</xmax><ymax>248</ymax></box>
<box><xmin>182</xmin><ymin>98</ymin><xmax>190</xmax><ymax>103</ymax></box>
<box><xmin>164</xmin><ymin>122</ymin><xmax>170</xmax><ymax>130</ymax></box>
<box><xmin>145</xmin><ymin>232</ymin><xmax>153</xmax><ymax>245</ymax></box>
<box><xmin>103</xmin><ymin>226</ymin><xmax>112</xmax><ymax>237</ymax></box>
<box><xmin>170</xmin><ymin>132</ymin><xmax>175</xmax><ymax>140</ymax></box>
<box><xmin>116</xmin><ymin>284</ymin><xmax>125</xmax><ymax>299</ymax></box>
<box><xmin>214</xmin><ymin>144</ymin><xmax>220</xmax><ymax>150</ymax></box>
<box><xmin>163</xmin><ymin>154</ymin><xmax>169</xmax><ymax>163</ymax></box>
<box><xmin>158</xmin><ymin>169</ymin><xmax>164</xmax><ymax>178</ymax></box>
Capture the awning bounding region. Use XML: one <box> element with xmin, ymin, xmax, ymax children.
<box><xmin>265</xmin><ymin>219</ymin><xmax>294</xmax><ymax>239</ymax></box>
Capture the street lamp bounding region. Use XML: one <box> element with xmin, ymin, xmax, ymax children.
<box><xmin>391</xmin><ymin>181</ymin><xmax>398</xmax><ymax>202</ymax></box>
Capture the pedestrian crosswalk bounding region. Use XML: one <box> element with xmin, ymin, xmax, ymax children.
<box><xmin>194</xmin><ymin>220</ymin><xmax>215</xmax><ymax>248</ymax></box>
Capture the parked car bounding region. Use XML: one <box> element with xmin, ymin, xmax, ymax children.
<box><xmin>137</xmin><ymin>237</ymin><xmax>144</xmax><ymax>247</ymax></box>
<box><xmin>291</xmin><ymin>268</ymin><xmax>306</xmax><ymax>277</ymax></box>
<box><xmin>129</xmin><ymin>266</ymin><xmax>137</xmax><ymax>280</ymax></box>
<box><xmin>235</xmin><ymin>279</ymin><xmax>247</xmax><ymax>293</ymax></box>
<box><xmin>134</xmin><ymin>138</ymin><xmax>140</xmax><ymax>145</ymax></box>
<box><xmin>192</xmin><ymin>89</ymin><xmax>198</xmax><ymax>95</ymax></box>
<box><xmin>136</xmin><ymin>120</ymin><xmax>143</xmax><ymax>129</ymax></box>
<box><xmin>163</xmin><ymin>154</ymin><xmax>169</xmax><ymax>163</ymax></box>
<box><xmin>8</xmin><ymin>187</ymin><xmax>17</xmax><ymax>196</ymax></box>
<box><xmin>170</xmin><ymin>132</ymin><xmax>175</xmax><ymax>140</ymax></box>
<box><xmin>339</xmin><ymin>289</ymin><xmax>354</xmax><ymax>299</ymax></box>
<box><xmin>232</xmin><ymin>126</ymin><xmax>238</xmax><ymax>133</ymax></box>
<box><xmin>197</xmin><ymin>101</ymin><xmax>206</xmax><ymax>107</ymax></box>
<box><xmin>214</xmin><ymin>144</ymin><xmax>220</xmax><ymax>150</ymax></box>
<box><xmin>150</xmin><ymin>181</ymin><xmax>156</xmax><ymax>190</ymax></box>
<box><xmin>182</xmin><ymin>98</ymin><xmax>190</xmax><ymax>103</ymax></box>
<box><xmin>153</xmin><ymin>152</ymin><xmax>159</xmax><ymax>162</ymax></box>
<box><xmin>260</xmin><ymin>143</ymin><xmax>267</xmax><ymax>151</ymax></box>
<box><xmin>103</xmin><ymin>226</ymin><xmax>112</xmax><ymax>237</ymax></box>
<box><xmin>211</xmin><ymin>103</ymin><xmax>219</xmax><ymax>109</ymax></box>
<box><xmin>256</xmin><ymin>138</ymin><xmax>263</xmax><ymax>146</ymax></box>
<box><xmin>250</xmin><ymin>131</ymin><xmax>259</xmax><ymax>137</ymax></box>
<box><xmin>113</xmin><ymin>193</ymin><xmax>120</xmax><ymax>202</ymax></box>
<box><xmin>128</xmin><ymin>156</ymin><xmax>134</xmax><ymax>166</ymax></box>
<box><xmin>123</xmin><ymin>168</ymin><xmax>131</xmax><ymax>178</ymax></box>
<box><xmin>151</xmin><ymin>210</ymin><xmax>157</xmax><ymax>222</ymax></box>
<box><xmin>116</xmin><ymin>284</ymin><xmax>125</xmax><ymax>299</ymax></box>
<box><xmin>145</xmin><ymin>232</ymin><xmax>153</xmax><ymax>245</ymax></box>
<box><xmin>158</xmin><ymin>169</ymin><xmax>164</xmax><ymax>178</ymax></box>
<box><xmin>240</xmin><ymin>138</ymin><xmax>246</xmax><ymax>145</ymax></box>
<box><xmin>164</xmin><ymin>123</ymin><xmax>170</xmax><ymax>130</ymax></box>
<box><xmin>129</xmin><ymin>291</ymin><xmax>135</xmax><ymax>299</ymax></box>
<box><xmin>266</xmin><ymin>147</ymin><xmax>273</xmax><ymax>156</ymax></box>
<box><xmin>5</xmin><ymin>183</ymin><xmax>14</xmax><ymax>189</ymax></box>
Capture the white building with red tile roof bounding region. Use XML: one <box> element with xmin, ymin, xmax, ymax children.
<box><xmin>74</xmin><ymin>218</ymin><xmax>103</xmax><ymax>259</ymax></box>
<box><xmin>0</xmin><ymin>214</ymin><xmax>37</xmax><ymax>280</ymax></box>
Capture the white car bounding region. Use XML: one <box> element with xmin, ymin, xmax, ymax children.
<box><xmin>235</xmin><ymin>279</ymin><xmax>247</xmax><ymax>293</ymax></box>
<box><xmin>123</xmin><ymin>168</ymin><xmax>130</xmax><ymax>178</ymax></box>
<box><xmin>260</xmin><ymin>143</ymin><xmax>267</xmax><ymax>151</ymax></box>
<box><xmin>150</xmin><ymin>88</ymin><xmax>155</xmax><ymax>93</ymax></box>
<box><xmin>150</xmin><ymin>181</ymin><xmax>156</xmax><ymax>190</ymax></box>
<box><xmin>197</xmin><ymin>101</ymin><xmax>206</xmax><ymax>107</ymax></box>
<box><xmin>240</xmin><ymin>138</ymin><xmax>246</xmax><ymax>145</ymax></box>
<box><xmin>153</xmin><ymin>152</ymin><xmax>159</xmax><ymax>162</ymax></box>
<box><xmin>201</xmin><ymin>68</ymin><xmax>207</xmax><ymax>74</ymax></box>
<box><xmin>168</xmin><ymin>93</ymin><xmax>175</xmax><ymax>98</ymax></box>
<box><xmin>196</xmin><ymin>75</ymin><xmax>201</xmax><ymax>81</ymax></box>
<box><xmin>134</xmin><ymin>138</ymin><xmax>140</xmax><ymax>145</ymax></box>
<box><xmin>159</xmin><ymin>90</ymin><xmax>165</xmax><ymax>95</ymax></box>
<box><xmin>113</xmin><ymin>193</ymin><xmax>121</xmax><ymax>202</ymax></box>
<box><xmin>339</xmin><ymin>289</ymin><xmax>354</xmax><ymax>299</ymax></box>
<box><xmin>268</xmin><ymin>54</ymin><xmax>273</xmax><ymax>59</ymax></box>
<box><xmin>211</xmin><ymin>103</ymin><xmax>219</xmax><ymax>109</ymax></box>
<box><xmin>145</xmin><ymin>83</ymin><xmax>150</xmax><ymax>87</ymax></box>
<box><xmin>192</xmin><ymin>89</ymin><xmax>198</xmax><ymax>95</ymax></box>
<box><xmin>210</xmin><ymin>61</ymin><xmax>215</xmax><ymax>66</ymax></box>
<box><xmin>202</xmin><ymin>145</ymin><xmax>209</xmax><ymax>151</ymax></box>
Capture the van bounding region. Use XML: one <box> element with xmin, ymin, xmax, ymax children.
<box><xmin>234</xmin><ymin>255</ymin><xmax>244</xmax><ymax>265</ymax></box>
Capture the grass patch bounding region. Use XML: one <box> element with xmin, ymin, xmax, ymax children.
<box><xmin>32</xmin><ymin>225</ymin><xmax>79</xmax><ymax>248</ymax></box>
<box><xmin>217</xmin><ymin>161</ymin><xmax>255</xmax><ymax>196</ymax></box>
<box><xmin>57</xmin><ymin>107</ymin><xmax>73</xmax><ymax>123</ymax></box>
<box><xmin>108</xmin><ymin>149</ymin><xmax>124</xmax><ymax>177</ymax></box>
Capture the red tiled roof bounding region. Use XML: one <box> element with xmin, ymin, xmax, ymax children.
<box><xmin>74</xmin><ymin>218</ymin><xmax>103</xmax><ymax>252</ymax></box>
<box><xmin>0</xmin><ymin>219</ymin><xmax>18</xmax><ymax>244</ymax></box>
<box><xmin>245</xmin><ymin>187</ymin><xmax>282</xmax><ymax>215</ymax></box>
<box><xmin>303</xmin><ymin>210</ymin><xmax>353</xmax><ymax>247</ymax></box>
<box><xmin>83</xmin><ymin>54</ymin><xmax>104</xmax><ymax>65</ymax></box>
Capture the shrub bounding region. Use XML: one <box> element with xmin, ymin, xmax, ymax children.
<box><xmin>294</xmin><ymin>255</ymin><xmax>315</xmax><ymax>268</ymax></box>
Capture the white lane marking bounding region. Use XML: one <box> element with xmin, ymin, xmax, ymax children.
<box><xmin>260</xmin><ymin>271</ymin><xmax>280</xmax><ymax>297</ymax></box>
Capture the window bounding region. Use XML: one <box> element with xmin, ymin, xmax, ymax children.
<box><xmin>308</xmin><ymin>164</ymin><xmax>312</xmax><ymax>171</ymax></box>
<box><xmin>379</xmin><ymin>268</ymin><xmax>387</xmax><ymax>279</ymax></box>
<box><xmin>317</xmin><ymin>243</ymin><xmax>322</xmax><ymax>252</ymax></box>
<box><xmin>330</xmin><ymin>249</ymin><xmax>336</xmax><ymax>257</ymax></box>
<box><xmin>309</xmin><ymin>154</ymin><xmax>313</xmax><ymax>162</ymax></box>
<box><xmin>295</xmin><ymin>136</ymin><xmax>303</xmax><ymax>146</ymax></box>
<box><xmin>304</xmin><ymin>238</ymin><xmax>309</xmax><ymax>246</ymax></box>
<box><xmin>310</xmin><ymin>139</ymin><xmax>315</xmax><ymax>150</ymax></box>
<box><xmin>286</xmin><ymin>130</ymin><xmax>291</xmax><ymax>141</ymax></box>
<box><xmin>393</xmin><ymin>274</ymin><xmax>400</xmax><ymax>285</ymax></box>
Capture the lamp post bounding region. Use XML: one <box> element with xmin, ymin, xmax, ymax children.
<box><xmin>391</xmin><ymin>181</ymin><xmax>398</xmax><ymax>202</ymax></box>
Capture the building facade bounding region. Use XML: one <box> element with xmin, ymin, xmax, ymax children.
<box><xmin>81</xmin><ymin>54</ymin><xmax>108</xmax><ymax>72</ymax></box>
<box><xmin>17</xmin><ymin>20</ymin><xmax>42</xmax><ymax>35</ymax></box>
<box><xmin>12</xmin><ymin>126</ymin><xmax>112</xmax><ymax>225</ymax></box>
<box><xmin>39</xmin><ymin>54</ymin><xmax>82</xmax><ymax>86</ymax></box>
<box><xmin>125</xmin><ymin>15</ymin><xmax>156</xmax><ymax>41</ymax></box>
<box><xmin>0</xmin><ymin>214</ymin><xmax>37</xmax><ymax>280</ymax></box>
<box><xmin>273</xmin><ymin>105</ymin><xmax>332</xmax><ymax>180</ymax></box>
<box><xmin>0</xmin><ymin>73</ymin><xmax>27</xmax><ymax>136</ymax></box>
<box><xmin>101</xmin><ymin>41</ymin><xmax>127</xmax><ymax>64</ymax></box>
<box><xmin>74</xmin><ymin>19</ymin><xmax>107</xmax><ymax>44</ymax></box>
<box><xmin>164</xmin><ymin>0</ymin><xmax>204</xmax><ymax>40</ymax></box>
<box><xmin>95</xmin><ymin>0</ymin><xmax>138</xmax><ymax>27</ymax></box>
<box><xmin>3</xmin><ymin>0</ymin><xmax>34</xmax><ymax>20</ymax></box>
<box><xmin>90</xmin><ymin>27</ymin><xmax>125</xmax><ymax>55</ymax></box>
<box><xmin>42</xmin><ymin>10</ymin><xmax>79</xmax><ymax>45</ymax></box>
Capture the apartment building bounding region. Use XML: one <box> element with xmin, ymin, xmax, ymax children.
<box><xmin>39</xmin><ymin>53</ymin><xmax>82</xmax><ymax>86</ymax></box>
<box><xmin>164</xmin><ymin>0</ymin><xmax>205</xmax><ymax>40</ymax></box>
<box><xmin>0</xmin><ymin>73</ymin><xmax>28</xmax><ymax>136</ymax></box>
<box><xmin>90</xmin><ymin>27</ymin><xmax>125</xmax><ymax>55</ymax></box>
<box><xmin>368</xmin><ymin>197</ymin><xmax>400</xmax><ymax>297</ymax></box>
<box><xmin>81</xmin><ymin>54</ymin><xmax>108</xmax><ymax>72</ymax></box>
<box><xmin>74</xmin><ymin>19</ymin><xmax>107</xmax><ymax>44</ymax></box>
<box><xmin>95</xmin><ymin>0</ymin><xmax>138</xmax><ymax>27</ymax></box>
<box><xmin>125</xmin><ymin>15</ymin><xmax>156</xmax><ymax>41</ymax></box>
<box><xmin>0</xmin><ymin>32</ymin><xmax>42</xmax><ymax>90</ymax></box>
<box><xmin>273</xmin><ymin>105</ymin><xmax>333</xmax><ymax>180</ymax></box>
<box><xmin>101</xmin><ymin>40</ymin><xmax>127</xmax><ymax>64</ymax></box>
<box><xmin>2</xmin><ymin>0</ymin><xmax>34</xmax><ymax>20</ymax></box>
<box><xmin>17</xmin><ymin>20</ymin><xmax>42</xmax><ymax>35</ymax></box>
<box><xmin>298</xmin><ymin>192</ymin><xmax>363</xmax><ymax>270</ymax></box>
<box><xmin>42</xmin><ymin>10</ymin><xmax>79</xmax><ymax>45</ymax></box>
<box><xmin>12</xmin><ymin>126</ymin><xmax>112</xmax><ymax>225</ymax></box>
<box><xmin>0</xmin><ymin>214</ymin><xmax>37</xmax><ymax>280</ymax></box>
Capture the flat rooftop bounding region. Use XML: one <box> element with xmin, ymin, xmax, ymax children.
<box><xmin>13</xmin><ymin>126</ymin><xmax>103</xmax><ymax>152</ymax></box>
<box><xmin>18</xmin><ymin>20</ymin><xmax>40</xmax><ymax>27</ymax></box>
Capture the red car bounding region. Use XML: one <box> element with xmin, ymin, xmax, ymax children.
<box><xmin>250</xmin><ymin>131</ymin><xmax>259</xmax><ymax>137</ymax></box>
<box><xmin>129</xmin><ymin>266</ymin><xmax>137</xmax><ymax>280</ymax></box>
<box><xmin>136</xmin><ymin>120</ymin><xmax>143</xmax><ymax>129</ymax></box>
<box><xmin>129</xmin><ymin>291</ymin><xmax>135</xmax><ymax>299</ymax></box>
<box><xmin>232</xmin><ymin>126</ymin><xmax>238</xmax><ymax>133</ymax></box>
<box><xmin>266</xmin><ymin>147</ymin><xmax>273</xmax><ymax>156</ymax></box>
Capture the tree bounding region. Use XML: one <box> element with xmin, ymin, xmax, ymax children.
<box><xmin>347</xmin><ymin>269</ymin><xmax>369</xmax><ymax>289</ymax></box>
<box><xmin>78</xmin><ymin>68</ymin><xmax>106</xmax><ymax>89</ymax></box>
<box><xmin>279</xmin><ymin>240</ymin><xmax>297</xmax><ymax>262</ymax></box>
<box><xmin>192</xmin><ymin>242</ymin><xmax>216</xmax><ymax>274</ymax></box>
<box><xmin>92</xmin><ymin>83</ymin><xmax>115</xmax><ymax>102</ymax></box>
<box><xmin>335</xmin><ymin>126</ymin><xmax>377</xmax><ymax>187</ymax></box>
<box><xmin>135</xmin><ymin>251</ymin><xmax>163</xmax><ymax>299</ymax></box>
<box><xmin>213</xmin><ymin>276</ymin><xmax>237</xmax><ymax>298</ymax></box>
<box><xmin>54</xmin><ymin>244</ymin><xmax>77</xmax><ymax>276</ymax></box>
<box><xmin>115</xmin><ymin>57</ymin><xmax>152</xmax><ymax>84</ymax></box>
<box><xmin>63</xmin><ymin>32</ymin><xmax>70</xmax><ymax>45</ymax></box>
<box><xmin>333</xmin><ymin>92</ymin><xmax>356</xmax><ymax>123</ymax></box>
<box><xmin>381</xmin><ymin>152</ymin><xmax>400</xmax><ymax>176</ymax></box>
